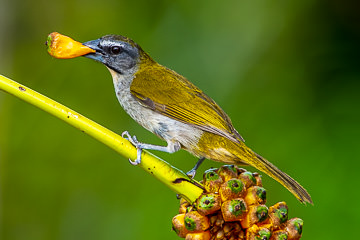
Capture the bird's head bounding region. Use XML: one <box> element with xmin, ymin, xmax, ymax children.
<box><xmin>83</xmin><ymin>35</ymin><xmax>151</xmax><ymax>75</ymax></box>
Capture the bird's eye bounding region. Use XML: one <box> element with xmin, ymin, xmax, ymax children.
<box><xmin>110</xmin><ymin>46</ymin><xmax>122</xmax><ymax>55</ymax></box>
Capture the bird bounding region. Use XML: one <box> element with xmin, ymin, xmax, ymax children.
<box><xmin>82</xmin><ymin>35</ymin><xmax>312</xmax><ymax>204</ymax></box>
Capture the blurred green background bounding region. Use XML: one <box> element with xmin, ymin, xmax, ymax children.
<box><xmin>1</xmin><ymin>0</ymin><xmax>359</xmax><ymax>239</ymax></box>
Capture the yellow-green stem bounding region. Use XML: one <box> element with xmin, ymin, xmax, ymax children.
<box><xmin>0</xmin><ymin>74</ymin><xmax>203</xmax><ymax>203</ymax></box>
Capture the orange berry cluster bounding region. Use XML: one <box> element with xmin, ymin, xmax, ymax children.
<box><xmin>172</xmin><ymin>165</ymin><xmax>303</xmax><ymax>240</ymax></box>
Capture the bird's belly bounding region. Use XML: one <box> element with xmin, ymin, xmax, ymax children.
<box><xmin>116</xmin><ymin>88</ymin><xmax>203</xmax><ymax>150</ymax></box>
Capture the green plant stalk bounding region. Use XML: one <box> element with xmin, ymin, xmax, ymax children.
<box><xmin>0</xmin><ymin>74</ymin><xmax>204</xmax><ymax>203</ymax></box>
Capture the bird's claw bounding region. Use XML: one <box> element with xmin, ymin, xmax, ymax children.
<box><xmin>121</xmin><ymin>131</ymin><xmax>138</xmax><ymax>145</ymax></box>
<box><xmin>129</xmin><ymin>157</ymin><xmax>141</xmax><ymax>165</ymax></box>
<box><xmin>122</xmin><ymin>131</ymin><xmax>143</xmax><ymax>165</ymax></box>
<box><xmin>186</xmin><ymin>169</ymin><xmax>197</xmax><ymax>179</ymax></box>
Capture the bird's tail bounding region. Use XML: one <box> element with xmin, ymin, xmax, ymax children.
<box><xmin>244</xmin><ymin>152</ymin><xmax>313</xmax><ymax>204</ymax></box>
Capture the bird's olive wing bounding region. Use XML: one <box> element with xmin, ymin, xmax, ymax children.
<box><xmin>130</xmin><ymin>64</ymin><xmax>244</xmax><ymax>143</ymax></box>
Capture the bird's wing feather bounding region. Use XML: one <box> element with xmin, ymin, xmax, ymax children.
<box><xmin>130</xmin><ymin>64</ymin><xmax>244</xmax><ymax>143</ymax></box>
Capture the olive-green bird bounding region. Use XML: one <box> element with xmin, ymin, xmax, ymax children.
<box><xmin>82</xmin><ymin>35</ymin><xmax>312</xmax><ymax>204</ymax></box>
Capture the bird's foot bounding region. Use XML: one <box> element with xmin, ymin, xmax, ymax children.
<box><xmin>186</xmin><ymin>157</ymin><xmax>206</xmax><ymax>179</ymax></box>
<box><xmin>186</xmin><ymin>169</ymin><xmax>197</xmax><ymax>179</ymax></box>
<box><xmin>122</xmin><ymin>131</ymin><xmax>142</xmax><ymax>165</ymax></box>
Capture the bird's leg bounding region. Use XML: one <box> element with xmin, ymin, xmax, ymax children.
<box><xmin>186</xmin><ymin>157</ymin><xmax>206</xmax><ymax>179</ymax></box>
<box><xmin>122</xmin><ymin>131</ymin><xmax>181</xmax><ymax>165</ymax></box>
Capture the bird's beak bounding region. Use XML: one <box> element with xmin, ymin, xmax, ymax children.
<box><xmin>82</xmin><ymin>39</ymin><xmax>105</xmax><ymax>63</ymax></box>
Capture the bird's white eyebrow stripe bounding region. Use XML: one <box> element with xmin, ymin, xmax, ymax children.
<box><xmin>101</xmin><ymin>39</ymin><xmax>127</xmax><ymax>48</ymax></box>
